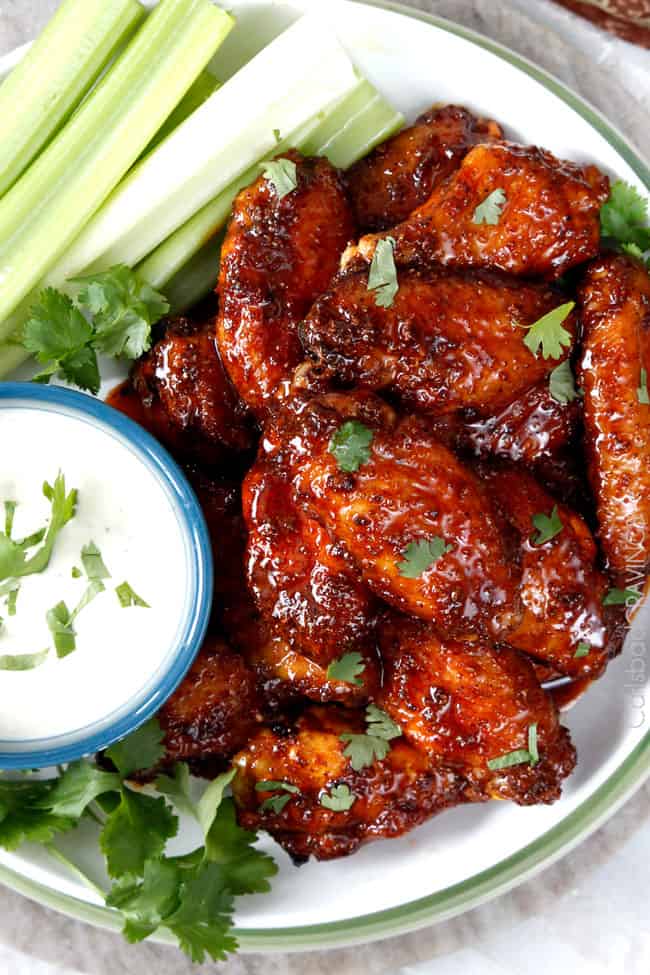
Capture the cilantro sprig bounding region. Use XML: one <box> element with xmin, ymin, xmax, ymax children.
<box><xmin>549</xmin><ymin>359</ymin><xmax>579</xmax><ymax>405</ymax></box>
<box><xmin>0</xmin><ymin>473</ymin><xmax>77</xmax><ymax>584</ymax></box>
<box><xmin>22</xmin><ymin>265</ymin><xmax>169</xmax><ymax>394</ymax></box>
<box><xmin>329</xmin><ymin>420</ymin><xmax>374</xmax><ymax>473</ymax></box>
<box><xmin>523</xmin><ymin>302</ymin><xmax>574</xmax><ymax>360</ymax></box>
<box><xmin>326</xmin><ymin>652</ymin><xmax>365</xmax><ymax>686</ymax></box>
<box><xmin>487</xmin><ymin>724</ymin><xmax>539</xmax><ymax>771</ymax></box>
<box><xmin>398</xmin><ymin>536</ymin><xmax>453</xmax><ymax>578</ymax></box>
<box><xmin>340</xmin><ymin>704</ymin><xmax>402</xmax><ymax>772</ymax></box>
<box><xmin>255</xmin><ymin>780</ymin><xmax>299</xmax><ymax>814</ymax></box>
<box><xmin>600</xmin><ymin>180</ymin><xmax>650</xmax><ymax>254</ymax></box>
<box><xmin>367</xmin><ymin>236</ymin><xmax>399</xmax><ymax>308</ymax></box>
<box><xmin>531</xmin><ymin>505</ymin><xmax>563</xmax><ymax>546</ymax></box>
<box><xmin>320</xmin><ymin>784</ymin><xmax>355</xmax><ymax>812</ymax></box>
<box><xmin>261</xmin><ymin>158</ymin><xmax>297</xmax><ymax>200</ymax></box>
<box><xmin>472</xmin><ymin>188</ymin><xmax>506</xmax><ymax>225</ymax></box>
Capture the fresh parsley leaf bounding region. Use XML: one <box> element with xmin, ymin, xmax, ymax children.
<box><xmin>600</xmin><ymin>180</ymin><xmax>650</xmax><ymax>252</ymax></box>
<box><xmin>100</xmin><ymin>788</ymin><xmax>178</xmax><ymax>878</ymax></box>
<box><xmin>81</xmin><ymin>541</ymin><xmax>110</xmax><ymax>581</ymax></box>
<box><xmin>531</xmin><ymin>505</ymin><xmax>563</xmax><ymax>545</ymax></box>
<box><xmin>45</xmin><ymin>760</ymin><xmax>121</xmax><ymax>818</ymax></box>
<box><xmin>0</xmin><ymin>649</ymin><xmax>48</xmax><ymax>671</ymax></box>
<box><xmin>328</xmin><ymin>420</ymin><xmax>374</xmax><ymax>473</ymax></box>
<box><xmin>319</xmin><ymin>784</ymin><xmax>355</xmax><ymax>812</ymax></box>
<box><xmin>261</xmin><ymin>158</ymin><xmax>297</xmax><ymax>200</ymax></box>
<box><xmin>326</xmin><ymin>652</ymin><xmax>365</xmax><ymax>685</ymax></box>
<box><xmin>46</xmin><ymin>601</ymin><xmax>76</xmax><ymax>658</ymax></box>
<box><xmin>340</xmin><ymin>704</ymin><xmax>402</xmax><ymax>772</ymax></box>
<box><xmin>368</xmin><ymin>236</ymin><xmax>398</xmax><ymax>308</ymax></box>
<box><xmin>0</xmin><ymin>779</ymin><xmax>76</xmax><ymax>850</ymax></box>
<box><xmin>105</xmin><ymin>718</ymin><xmax>166</xmax><ymax>778</ymax></box>
<box><xmin>523</xmin><ymin>302</ymin><xmax>574</xmax><ymax>360</ymax></box>
<box><xmin>107</xmin><ymin>857</ymin><xmax>180</xmax><ymax>944</ymax></box>
<box><xmin>574</xmin><ymin>641</ymin><xmax>591</xmax><ymax>659</ymax></box>
<box><xmin>638</xmin><ymin>368</ymin><xmax>649</xmax><ymax>405</ymax></box>
<box><xmin>73</xmin><ymin>265</ymin><xmax>168</xmax><ymax>360</ymax></box>
<box><xmin>398</xmin><ymin>536</ymin><xmax>453</xmax><ymax>578</ymax></box>
<box><xmin>487</xmin><ymin>724</ymin><xmax>540</xmax><ymax>771</ymax></box>
<box><xmin>549</xmin><ymin>359</ymin><xmax>579</xmax><ymax>405</ymax></box>
<box><xmin>23</xmin><ymin>288</ymin><xmax>100</xmax><ymax>393</ymax></box>
<box><xmin>4</xmin><ymin>502</ymin><xmax>16</xmax><ymax>539</ymax></box>
<box><xmin>603</xmin><ymin>587</ymin><xmax>642</xmax><ymax>606</ymax></box>
<box><xmin>115</xmin><ymin>581</ymin><xmax>150</xmax><ymax>609</ymax></box>
<box><xmin>472</xmin><ymin>188</ymin><xmax>506</xmax><ymax>225</ymax></box>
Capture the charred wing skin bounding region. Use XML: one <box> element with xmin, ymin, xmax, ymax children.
<box><xmin>128</xmin><ymin>316</ymin><xmax>255</xmax><ymax>465</ymax></box>
<box><xmin>578</xmin><ymin>254</ymin><xmax>650</xmax><ymax>582</ymax></box>
<box><xmin>269</xmin><ymin>391</ymin><xmax>520</xmax><ymax>638</ymax></box>
<box><xmin>216</xmin><ymin>151</ymin><xmax>355</xmax><ymax>418</ymax></box>
<box><xmin>352</xmin><ymin>143</ymin><xmax>609</xmax><ymax>279</ymax></box>
<box><xmin>377</xmin><ymin>614</ymin><xmax>576</xmax><ymax>805</ymax></box>
<box><xmin>346</xmin><ymin>104</ymin><xmax>502</xmax><ymax>232</ymax></box>
<box><xmin>232</xmin><ymin>706</ymin><xmax>471</xmax><ymax>861</ymax></box>
<box><xmin>480</xmin><ymin>464</ymin><xmax>619</xmax><ymax>678</ymax></box>
<box><xmin>301</xmin><ymin>267</ymin><xmax>576</xmax><ymax>415</ymax></box>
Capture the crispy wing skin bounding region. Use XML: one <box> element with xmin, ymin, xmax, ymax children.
<box><xmin>216</xmin><ymin>151</ymin><xmax>355</xmax><ymax>417</ymax></box>
<box><xmin>124</xmin><ymin>316</ymin><xmax>255</xmax><ymax>465</ymax></box>
<box><xmin>158</xmin><ymin>636</ymin><xmax>264</xmax><ymax>771</ymax></box>
<box><xmin>242</xmin><ymin>457</ymin><xmax>380</xmax><ymax>703</ymax></box>
<box><xmin>377</xmin><ymin>614</ymin><xmax>576</xmax><ymax>805</ymax></box>
<box><xmin>480</xmin><ymin>464</ymin><xmax>620</xmax><ymax>678</ymax></box>
<box><xmin>301</xmin><ymin>267</ymin><xmax>575</xmax><ymax>415</ymax></box>
<box><xmin>578</xmin><ymin>254</ymin><xmax>650</xmax><ymax>581</ymax></box>
<box><xmin>267</xmin><ymin>391</ymin><xmax>520</xmax><ymax>638</ymax></box>
<box><xmin>350</xmin><ymin>143</ymin><xmax>609</xmax><ymax>279</ymax></box>
<box><xmin>346</xmin><ymin>104</ymin><xmax>502</xmax><ymax>231</ymax></box>
<box><xmin>232</xmin><ymin>705</ymin><xmax>471</xmax><ymax>861</ymax></box>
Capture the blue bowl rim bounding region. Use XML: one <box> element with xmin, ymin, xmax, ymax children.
<box><xmin>0</xmin><ymin>381</ymin><xmax>213</xmax><ymax>769</ymax></box>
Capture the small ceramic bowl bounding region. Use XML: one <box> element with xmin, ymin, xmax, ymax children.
<box><xmin>0</xmin><ymin>382</ymin><xmax>212</xmax><ymax>769</ymax></box>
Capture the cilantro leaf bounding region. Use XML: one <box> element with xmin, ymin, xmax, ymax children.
<box><xmin>622</xmin><ymin>241</ymin><xmax>650</xmax><ymax>269</ymax></box>
<box><xmin>23</xmin><ymin>288</ymin><xmax>99</xmax><ymax>393</ymax></box>
<box><xmin>398</xmin><ymin>536</ymin><xmax>453</xmax><ymax>578</ymax></box>
<box><xmin>638</xmin><ymin>368</ymin><xmax>649</xmax><ymax>405</ymax></box>
<box><xmin>115</xmin><ymin>581</ymin><xmax>150</xmax><ymax>608</ymax></box>
<box><xmin>164</xmin><ymin>862</ymin><xmax>237</xmax><ymax>964</ymax></box>
<box><xmin>46</xmin><ymin>600</ymin><xmax>76</xmax><ymax>658</ymax></box>
<box><xmin>368</xmin><ymin>236</ymin><xmax>398</xmax><ymax>308</ymax></box>
<box><xmin>4</xmin><ymin>502</ymin><xmax>16</xmax><ymax>539</ymax></box>
<box><xmin>105</xmin><ymin>718</ymin><xmax>166</xmax><ymax>778</ymax></box>
<box><xmin>320</xmin><ymin>784</ymin><xmax>355</xmax><ymax>811</ymax></box>
<box><xmin>603</xmin><ymin>587</ymin><xmax>642</xmax><ymax>606</ymax></box>
<box><xmin>600</xmin><ymin>180</ymin><xmax>650</xmax><ymax>251</ymax></box>
<box><xmin>100</xmin><ymin>789</ymin><xmax>178</xmax><ymax>878</ymax></box>
<box><xmin>204</xmin><ymin>798</ymin><xmax>276</xmax><ymax>895</ymax></box>
<box><xmin>0</xmin><ymin>649</ymin><xmax>48</xmax><ymax>671</ymax></box>
<box><xmin>81</xmin><ymin>541</ymin><xmax>110</xmax><ymax>581</ymax></box>
<box><xmin>326</xmin><ymin>652</ymin><xmax>365</xmax><ymax>685</ymax></box>
<box><xmin>74</xmin><ymin>264</ymin><xmax>168</xmax><ymax>360</ymax></box>
<box><xmin>523</xmin><ymin>302</ymin><xmax>574</xmax><ymax>360</ymax></box>
<box><xmin>0</xmin><ymin>780</ymin><xmax>76</xmax><ymax>850</ymax></box>
<box><xmin>45</xmin><ymin>760</ymin><xmax>121</xmax><ymax>818</ymax></box>
<box><xmin>340</xmin><ymin>704</ymin><xmax>402</xmax><ymax>771</ymax></box>
<box><xmin>255</xmin><ymin>780</ymin><xmax>298</xmax><ymax>814</ymax></box>
<box><xmin>574</xmin><ymin>641</ymin><xmax>591</xmax><ymax>659</ymax></box>
<box><xmin>70</xmin><ymin>579</ymin><xmax>106</xmax><ymax>622</ymax></box>
<box><xmin>195</xmin><ymin>768</ymin><xmax>236</xmax><ymax>838</ymax></box>
<box><xmin>5</xmin><ymin>584</ymin><xmax>18</xmax><ymax>617</ymax></box>
<box><xmin>0</xmin><ymin>473</ymin><xmax>78</xmax><ymax>585</ymax></box>
<box><xmin>487</xmin><ymin>723</ymin><xmax>539</xmax><ymax>771</ymax></box>
<box><xmin>260</xmin><ymin>158</ymin><xmax>297</xmax><ymax>200</ymax></box>
<box><xmin>472</xmin><ymin>188</ymin><xmax>506</xmax><ymax>225</ymax></box>
<box><xmin>329</xmin><ymin>420</ymin><xmax>374</xmax><ymax>473</ymax></box>
<box><xmin>549</xmin><ymin>359</ymin><xmax>579</xmax><ymax>405</ymax></box>
<box><xmin>531</xmin><ymin>505</ymin><xmax>563</xmax><ymax>545</ymax></box>
<box><xmin>366</xmin><ymin>704</ymin><xmax>402</xmax><ymax>740</ymax></box>
<box><xmin>155</xmin><ymin>763</ymin><xmax>196</xmax><ymax>821</ymax></box>
<box><xmin>107</xmin><ymin>858</ymin><xmax>180</xmax><ymax>944</ymax></box>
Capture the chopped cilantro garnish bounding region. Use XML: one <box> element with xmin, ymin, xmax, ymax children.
<box><xmin>328</xmin><ymin>420</ymin><xmax>374</xmax><ymax>473</ymax></box>
<box><xmin>4</xmin><ymin>501</ymin><xmax>16</xmax><ymax>539</ymax></box>
<box><xmin>637</xmin><ymin>368</ymin><xmax>649</xmax><ymax>405</ymax></box>
<box><xmin>326</xmin><ymin>652</ymin><xmax>365</xmax><ymax>685</ymax></box>
<box><xmin>531</xmin><ymin>505</ymin><xmax>563</xmax><ymax>545</ymax></box>
<box><xmin>487</xmin><ymin>724</ymin><xmax>539</xmax><ymax>771</ymax></box>
<box><xmin>320</xmin><ymin>784</ymin><xmax>355</xmax><ymax>812</ymax></box>
<box><xmin>472</xmin><ymin>188</ymin><xmax>506</xmax><ymax>225</ymax></box>
<box><xmin>523</xmin><ymin>302</ymin><xmax>574</xmax><ymax>360</ymax></box>
<box><xmin>6</xmin><ymin>583</ymin><xmax>19</xmax><ymax>617</ymax></box>
<box><xmin>603</xmin><ymin>587</ymin><xmax>642</xmax><ymax>606</ymax></box>
<box><xmin>340</xmin><ymin>703</ymin><xmax>402</xmax><ymax>772</ymax></box>
<box><xmin>0</xmin><ymin>473</ymin><xmax>77</xmax><ymax>583</ymax></box>
<box><xmin>261</xmin><ymin>158</ymin><xmax>297</xmax><ymax>200</ymax></box>
<box><xmin>46</xmin><ymin>601</ymin><xmax>76</xmax><ymax>658</ymax></box>
<box><xmin>0</xmin><ymin>649</ymin><xmax>49</xmax><ymax>672</ymax></box>
<box><xmin>255</xmin><ymin>780</ymin><xmax>299</xmax><ymax>813</ymax></box>
<box><xmin>81</xmin><ymin>541</ymin><xmax>110</xmax><ymax>581</ymax></box>
<box><xmin>106</xmin><ymin>718</ymin><xmax>166</xmax><ymax>778</ymax></box>
<box><xmin>549</xmin><ymin>359</ymin><xmax>579</xmax><ymax>405</ymax></box>
<box><xmin>71</xmin><ymin>566</ymin><xmax>82</xmax><ymax>578</ymax></box>
<box><xmin>574</xmin><ymin>641</ymin><xmax>591</xmax><ymax>659</ymax></box>
<box><xmin>600</xmin><ymin>180</ymin><xmax>650</xmax><ymax>252</ymax></box>
<box><xmin>71</xmin><ymin>579</ymin><xmax>106</xmax><ymax>621</ymax></box>
<box><xmin>367</xmin><ymin>236</ymin><xmax>398</xmax><ymax>308</ymax></box>
<box><xmin>398</xmin><ymin>536</ymin><xmax>453</xmax><ymax>578</ymax></box>
<box><xmin>115</xmin><ymin>581</ymin><xmax>150</xmax><ymax>609</ymax></box>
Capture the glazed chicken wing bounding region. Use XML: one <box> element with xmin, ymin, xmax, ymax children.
<box><xmin>377</xmin><ymin>614</ymin><xmax>576</xmax><ymax>805</ymax></box>
<box><xmin>232</xmin><ymin>705</ymin><xmax>471</xmax><ymax>861</ymax></box>
<box><xmin>267</xmin><ymin>391</ymin><xmax>520</xmax><ymax>638</ymax></box>
<box><xmin>349</xmin><ymin>143</ymin><xmax>608</xmax><ymax>279</ymax></box>
<box><xmin>123</xmin><ymin>315</ymin><xmax>255</xmax><ymax>466</ymax></box>
<box><xmin>578</xmin><ymin>254</ymin><xmax>650</xmax><ymax>582</ymax></box>
<box><xmin>241</xmin><ymin>457</ymin><xmax>380</xmax><ymax>705</ymax></box>
<box><xmin>301</xmin><ymin>267</ymin><xmax>576</xmax><ymax>415</ymax></box>
<box><xmin>216</xmin><ymin>151</ymin><xmax>355</xmax><ymax>418</ymax></box>
<box><xmin>346</xmin><ymin>104</ymin><xmax>502</xmax><ymax>231</ymax></box>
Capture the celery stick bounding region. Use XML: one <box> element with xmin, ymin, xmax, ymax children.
<box><xmin>0</xmin><ymin>0</ymin><xmax>145</xmax><ymax>198</ymax></box>
<box><xmin>0</xmin><ymin>0</ymin><xmax>234</xmax><ymax>339</ymax></box>
<box><xmin>140</xmin><ymin>71</ymin><xmax>220</xmax><ymax>161</ymax></box>
<box><xmin>165</xmin><ymin>236</ymin><xmax>224</xmax><ymax>314</ymax></box>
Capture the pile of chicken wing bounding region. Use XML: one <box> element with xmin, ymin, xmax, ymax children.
<box><xmin>110</xmin><ymin>104</ymin><xmax>650</xmax><ymax>862</ymax></box>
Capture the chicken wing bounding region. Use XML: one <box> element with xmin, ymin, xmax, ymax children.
<box><xmin>349</xmin><ymin>143</ymin><xmax>608</xmax><ymax>279</ymax></box>
<box><xmin>301</xmin><ymin>267</ymin><xmax>576</xmax><ymax>415</ymax></box>
<box><xmin>242</xmin><ymin>457</ymin><xmax>380</xmax><ymax>704</ymax></box>
<box><xmin>267</xmin><ymin>391</ymin><xmax>520</xmax><ymax>638</ymax></box>
<box><xmin>346</xmin><ymin>104</ymin><xmax>502</xmax><ymax>231</ymax></box>
<box><xmin>578</xmin><ymin>254</ymin><xmax>650</xmax><ymax>582</ymax></box>
<box><xmin>232</xmin><ymin>705</ymin><xmax>471</xmax><ymax>861</ymax></box>
<box><xmin>216</xmin><ymin>151</ymin><xmax>355</xmax><ymax>418</ymax></box>
<box><xmin>480</xmin><ymin>463</ymin><xmax>621</xmax><ymax>678</ymax></box>
<box><xmin>377</xmin><ymin>614</ymin><xmax>576</xmax><ymax>805</ymax></box>
<box><xmin>124</xmin><ymin>315</ymin><xmax>255</xmax><ymax>466</ymax></box>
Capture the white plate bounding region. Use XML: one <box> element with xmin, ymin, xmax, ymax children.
<box><xmin>0</xmin><ymin>0</ymin><xmax>648</xmax><ymax>953</ymax></box>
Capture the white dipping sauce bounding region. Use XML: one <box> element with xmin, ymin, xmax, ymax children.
<box><xmin>0</xmin><ymin>405</ymin><xmax>188</xmax><ymax>745</ymax></box>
